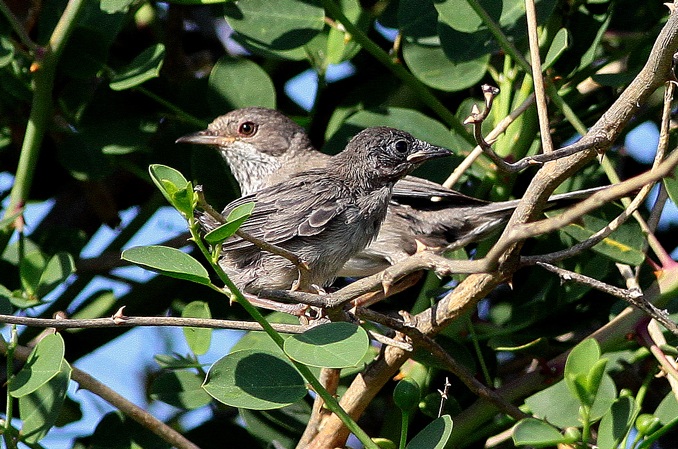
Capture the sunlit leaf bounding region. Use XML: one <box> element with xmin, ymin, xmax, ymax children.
<box><xmin>208</xmin><ymin>57</ymin><xmax>276</xmax><ymax>114</ymax></box>
<box><xmin>512</xmin><ymin>418</ymin><xmax>567</xmax><ymax>447</ymax></box>
<box><xmin>205</xmin><ymin>202</ymin><xmax>255</xmax><ymax>244</ymax></box>
<box><xmin>284</xmin><ymin>322</ymin><xmax>369</xmax><ymax>368</ymax></box>
<box><xmin>110</xmin><ymin>44</ymin><xmax>166</xmax><ymax>90</ymax></box>
<box><xmin>598</xmin><ymin>396</ymin><xmax>635</xmax><ymax>449</ymax></box>
<box><xmin>10</xmin><ymin>334</ymin><xmax>66</xmax><ymax>398</ymax></box>
<box><xmin>182</xmin><ymin>301</ymin><xmax>212</xmax><ymax>355</ymax></box>
<box><xmin>121</xmin><ymin>246</ymin><xmax>210</xmax><ymax>285</ymax></box>
<box><xmin>38</xmin><ymin>252</ymin><xmax>75</xmax><ymax>297</ymax></box>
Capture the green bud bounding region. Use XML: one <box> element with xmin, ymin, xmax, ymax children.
<box><xmin>393</xmin><ymin>378</ymin><xmax>421</xmax><ymax>413</ymax></box>
<box><xmin>635</xmin><ymin>414</ymin><xmax>661</xmax><ymax>436</ymax></box>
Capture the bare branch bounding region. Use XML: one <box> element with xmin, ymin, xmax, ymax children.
<box><xmin>525</xmin><ymin>0</ymin><xmax>553</xmax><ymax>154</ymax></box>
<box><xmin>537</xmin><ymin>262</ymin><xmax>678</xmax><ymax>336</ymax></box>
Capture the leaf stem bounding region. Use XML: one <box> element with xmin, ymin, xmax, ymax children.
<box><xmin>399</xmin><ymin>411</ymin><xmax>409</xmax><ymax>449</ymax></box>
<box><xmin>3</xmin><ymin>327</ymin><xmax>17</xmax><ymax>449</ymax></box>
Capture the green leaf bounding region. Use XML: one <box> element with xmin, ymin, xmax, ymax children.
<box><xmin>148</xmin><ymin>164</ymin><xmax>194</xmax><ymax>215</ymax></box>
<box><xmin>10</xmin><ymin>333</ymin><xmax>66</xmax><ymax>398</ymax></box>
<box><xmin>205</xmin><ymin>202</ymin><xmax>255</xmax><ymax>244</ymax></box>
<box><xmin>38</xmin><ymin>252</ymin><xmax>76</xmax><ymax>297</ymax></box>
<box><xmin>0</xmin><ymin>35</ymin><xmax>14</xmax><ymax>67</ymax></box>
<box><xmin>597</xmin><ymin>396</ymin><xmax>635</xmax><ymax>449</ymax></box>
<box><xmin>565</xmin><ymin>339</ymin><xmax>600</xmax><ymax>378</ymax></box>
<box><xmin>121</xmin><ymin>246</ymin><xmax>211</xmax><ymax>285</ymax></box>
<box><xmin>20</xmin><ymin>251</ymin><xmax>47</xmax><ymax>296</ymax></box>
<box><xmin>0</xmin><ymin>285</ymin><xmax>12</xmax><ymax>314</ymax></box>
<box><xmin>584</xmin><ymin>358</ymin><xmax>609</xmax><ymax>402</ymax></box>
<box><xmin>208</xmin><ymin>56</ymin><xmax>276</xmax><ymax>114</ymax></box>
<box><xmin>154</xmin><ymin>353</ymin><xmax>202</xmax><ymax>370</ymax></box>
<box><xmin>406</xmin><ymin>415</ymin><xmax>453</xmax><ymax>449</ymax></box>
<box><xmin>182</xmin><ymin>301</ymin><xmax>212</xmax><ymax>355</ymax></box>
<box><xmin>512</xmin><ymin>418</ymin><xmax>568</xmax><ymax>447</ymax></box>
<box><xmin>150</xmin><ymin>370</ymin><xmax>213</xmax><ymax>409</ymax></box>
<box><xmin>543</xmin><ymin>28</ymin><xmax>569</xmax><ymax>70</ymax></box>
<box><xmin>224</xmin><ymin>0</ymin><xmax>324</xmax><ymax>53</ymax></box>
<box><xmin>560</xmin><ymin>214</ymin><xmax>645</xmax><ymax>265</ymax></box>
<box><xmin>402</xmin><ymin>33</ymin><xmax>489</xmax><ymax>92</ymax></box>
<box><xmin>564</xmin><ymin>339</ymin><xmax>601</xmax><ymax>403</ymax></box>
<box><xmin>19</xmin><ymin>360</ymin><xmax>72</xmax><ymax>443</ymax></box>
<box><xmin>240</xmin><ymin>402</ymin><xmax>312</xmax><ymax>448</ymax></box>
<box><xmin>654</xmin><ymin>392</ymin><xmax>678</xmax><ymax>425</ymax></box>
<box><xmin>664</xmin><ymin>166</ymin><xmax>678</xmax><ymax>206</ymax></box>
<box><xmin>100</xmin><ymin>0</ymin><xmax>135</xmax><ymax>13</ymax></box>
<box><xmin>203</xmin><ymin>349</ymin><xmax>307</xmax><ymax>410</ymax></box>
<box><xmin>284</xmin><ymin>322</ymin><xmax>369</xmax><ymax>368</ymax></box>
<box><xmin>110</xmin><ymin>44</ymin><xmax>166</xmax><ymax>90</ymax></box>
<box><xmin>525</xmin><ymin>375</ymin><xmax>617</xmax><ymax>428</ymax></box>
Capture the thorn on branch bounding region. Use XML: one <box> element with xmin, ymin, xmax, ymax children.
<box><xmin>438</xmin><ymin>377</ymin><xmax>452</xmax><ymax>418</ymax></box>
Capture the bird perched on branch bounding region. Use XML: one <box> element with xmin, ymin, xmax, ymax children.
<box><xmin>178</xmin><ymin>107</ymin><xmax>598</xmax><ymax>277</ymax></box>
<box><xmin>208</xmin><ymin>127</ymin><xmax>450</xmax><ymax>293</ymax></box>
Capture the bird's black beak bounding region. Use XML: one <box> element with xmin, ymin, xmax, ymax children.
<box><xmin>175</xmin><ymin>131</ymin><xmax>234</xmax><ymax>146</ymax></box>
<box><xmin>406</xmin><ymin>144</ymin><xmax>451</xmax><ymax>163</ymax></box>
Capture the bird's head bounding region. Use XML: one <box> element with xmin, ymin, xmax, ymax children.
<box><xmin>176</xmin><ymin>107</ymin><xmax>314</xmax><ymax>194</ymax></box>
<box><xmin>338</xmin><ymin>127</ymin><xmax>451</xmax><ymax>187</ymax></box>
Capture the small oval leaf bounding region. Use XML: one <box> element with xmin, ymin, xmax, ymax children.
<box><xmin>205</xmin><ymin>202</ymin><xmax>255</xmax><ymax>244</ymax></box>
<box><xmin>19</xmin><ymin>360</ymin><xmax>72</xmax><ymax>443</ymax></box>
<box><xmin>182</xmin><ymin>301</ymin><xmax>212</xmax><ymax>355</ymax></box>
<box><xmin>110</xmin><ymin>44</ymin><xmax>166</xmax><ymax>90</ymax></box>
<box><xmin>284</xmin><ymin>322</ymin><xmax>369</xmax><ymax>368</ymax></box>
<box><xmin>121</xmin><ymin>246</ymin><xmax>210</xmax><ymax>285</ymax></box>
<box><xmin>150</xmin><ymin>370</ymin><xmax>213</xmax><ymax>410</ymax></box>
<box><xmin>10</xmin><ymin>334</ymin><xmax>66</xmax><ymax>398</ymax></box>
<box><xmin>203</xmin><ymin>349</ymin><xmax>306</xmax><ymax>410</ymax></box>
<box><xmin>512</xmin><ymin>418</ymin><xmax>567</xmax><ymax>447</ymax></box>
<box><xmin>38</xmin><ymin>252</ymin><xmax>76</xmax><ymax>297</ymax></box>
<box><xmin>406</xmin><ymin>415</ymin><xmax>453</xmax><ymax>449</ymax></box>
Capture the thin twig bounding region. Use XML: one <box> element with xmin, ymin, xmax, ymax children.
<box><xmin>444</xmin><ymin>93</ymin><xmax>535</xmax><ymax>188</ymax></box>
<box><xmin>524</xmin><ymin>0</ymin><xmax>554</xmax><ymax>154</ymax></box>
<box><xmin>0</xmin><ymin>313</ymin><xmax>307</xmax><ymax>333</ymax></box>
<box><xmin>521</xmin><ymin>177</ymin><xmax>650</xmax><ymax>265</ymax></box>
<box><xmin>485</xmin><ymin>145</ymin><xmax>678</xmax><ymax>265</ymax></box>
<box><xmin>356</xmin><ymin>308</ymin><xmax>528</xmax><ymax>420</ymax></box>
<box><xmin>537</xmin><ymin>262</ymin><xmax>678</xmax><ymax>336</ymax></box>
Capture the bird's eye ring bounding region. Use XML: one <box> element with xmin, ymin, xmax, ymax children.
<box><xmin>394</xmin><ymin>140</ymin><xmax>408</xmax><ymax>153</ymax></box>
<box><xmin>238</xmin><ymin>121</ymin><xmax>258</xmax><ymax>136</ymax></box>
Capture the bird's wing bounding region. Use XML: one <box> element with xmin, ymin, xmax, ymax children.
<box><xmin>220</xmin><ymin>173</ymin><xmax>350</xmax><ymax>250</ymax></box>
<box><xmin>392</xmin><ymin>176</ymin><xmax>490</xmax><ymax>208</ymax></box>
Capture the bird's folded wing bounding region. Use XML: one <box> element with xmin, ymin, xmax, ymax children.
<box><xmin>220</xmin><ymin>176</ymin><xmax>350</xmax><ymax>251</ymax></box>
<box><xmin>392</xmin><ymin>176</ymin><xmax>490</xmax><ymax>207</ymax></box>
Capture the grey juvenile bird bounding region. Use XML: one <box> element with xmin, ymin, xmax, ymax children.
<box><xmin>178</xmin><ymin>107</ymin><xmax>597</xmax><ymax>277</ymax></box>
<box><xmin>212</xmin><ymin>127</ymin><xmax>449</xmax><ymax>292</ymax></box>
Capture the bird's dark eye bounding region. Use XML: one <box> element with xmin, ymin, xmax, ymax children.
<box><xmin>238</xmin><ymin>121</ymin><xmax>258</xmax><ymax>136</ymax></box>
<box><xmin>394</xmin><ymin>140</ymin><xmax>409</xmax><ymax>153</ymax></box>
